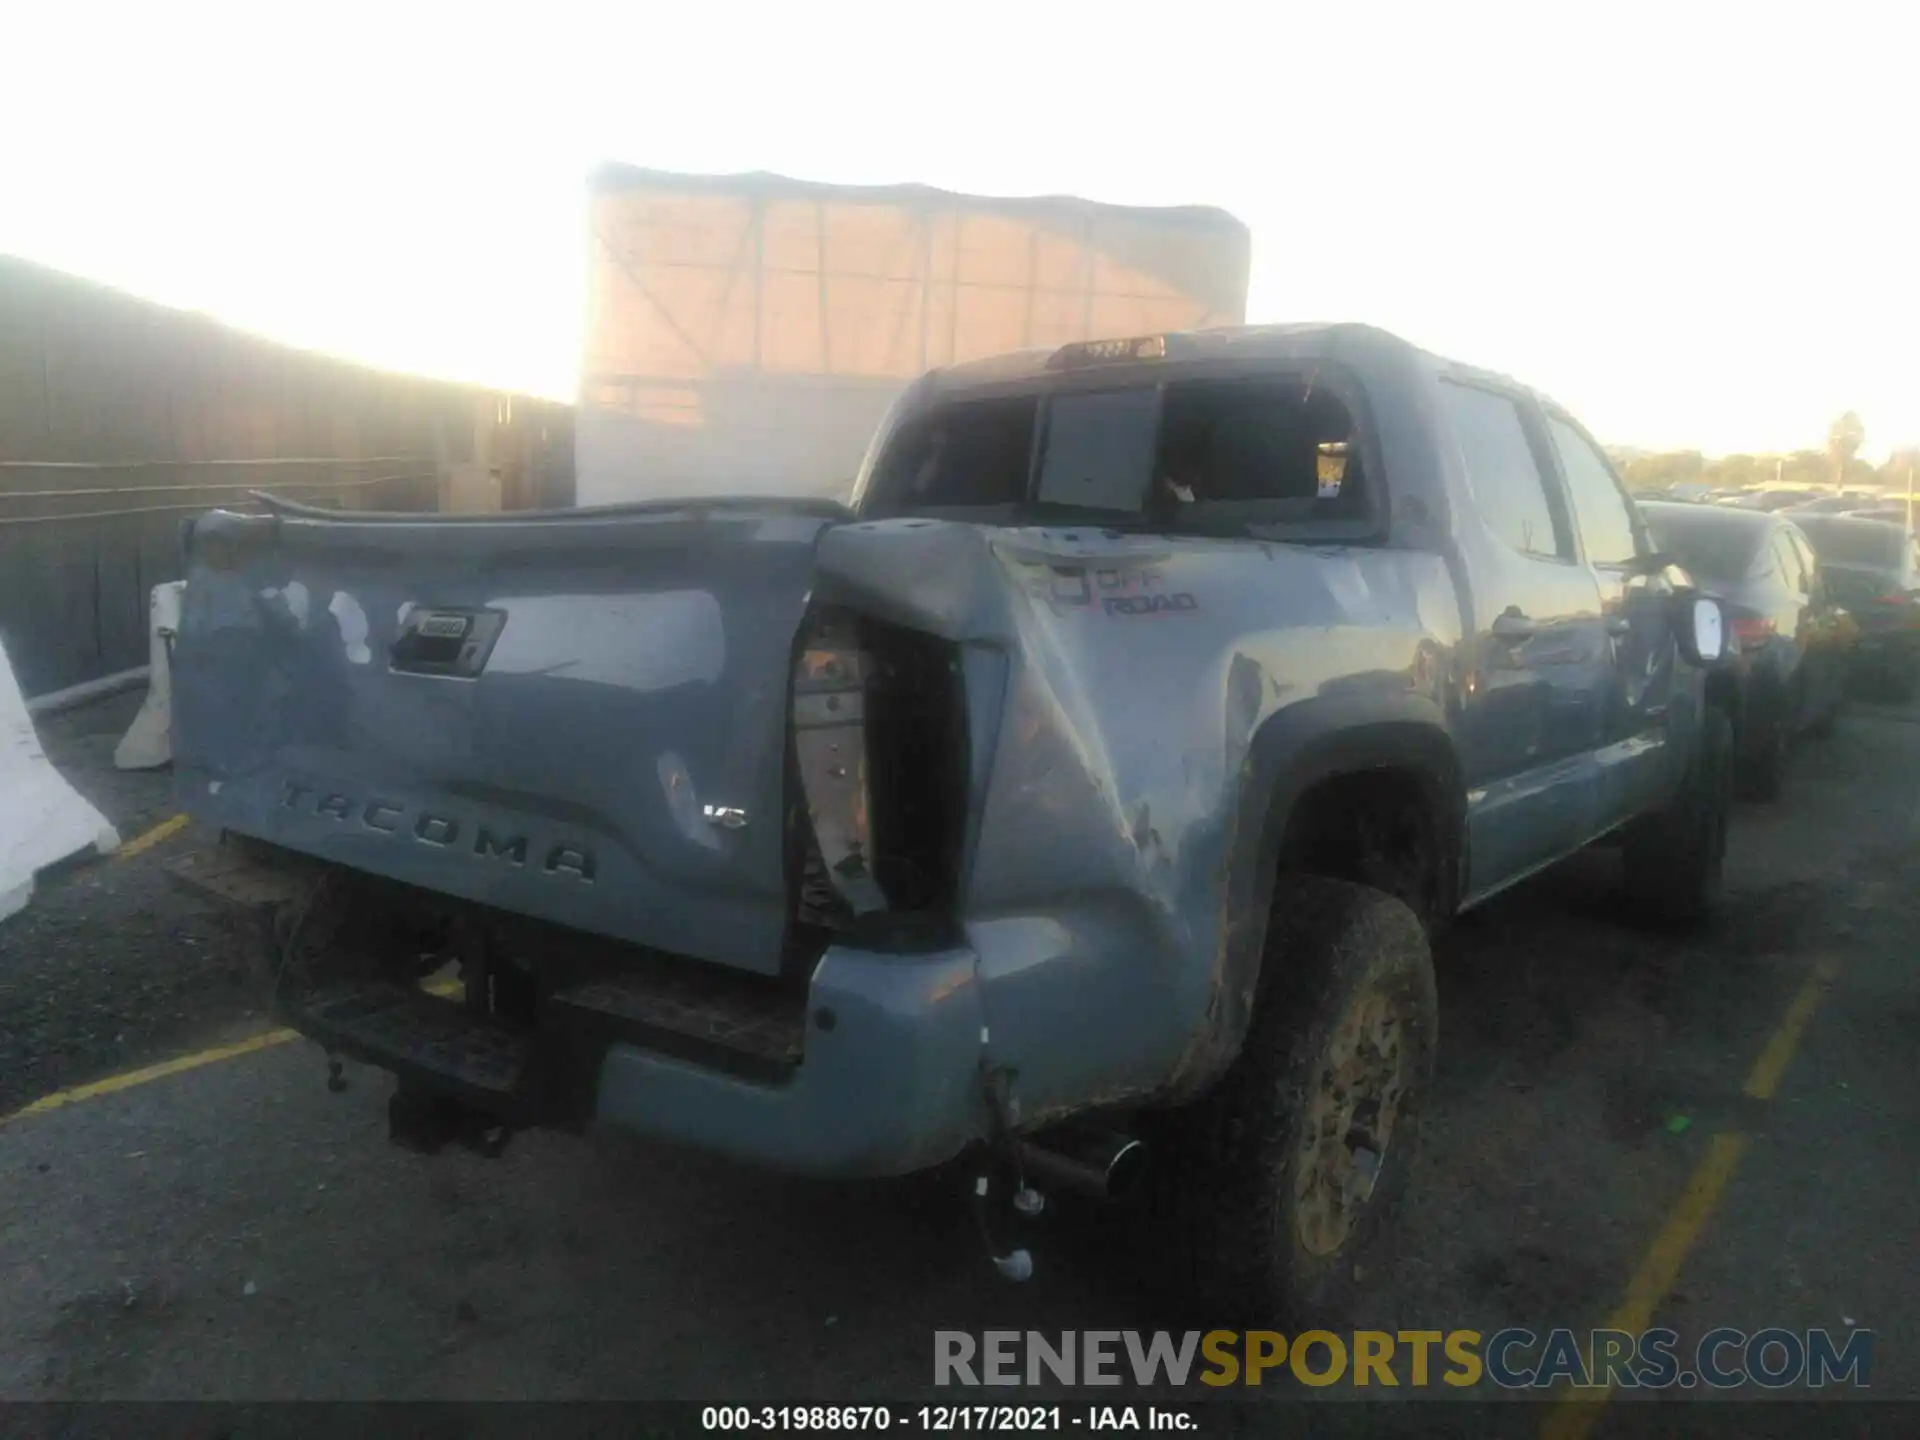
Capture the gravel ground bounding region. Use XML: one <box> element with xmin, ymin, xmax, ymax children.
<box><xmin>0</xmin><ymin>691</ymin><xmax>260</xmax><ymax>1115</ymax></box>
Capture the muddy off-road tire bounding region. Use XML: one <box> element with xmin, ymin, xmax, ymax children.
<box><xmin>1143</xmin><ymin>876</ymin><xmax>1437</xmax><ymax>1322</ymax></box>
<box><xmin>1622</xmin><ymin>703</ymin><xmax>1734</xmax><ymax>927</ymax></box>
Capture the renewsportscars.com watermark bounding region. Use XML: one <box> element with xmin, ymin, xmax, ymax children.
<box><xmin>935</xmin><ymin>1328</ymin><xmax>1874</xmax><ymax>1391</ymax></box>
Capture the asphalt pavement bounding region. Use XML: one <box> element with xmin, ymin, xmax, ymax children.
<box><xmin>0</xmin><ymin>688</ymin><xmax>1913</xmax><ymax>1429</ymax></box>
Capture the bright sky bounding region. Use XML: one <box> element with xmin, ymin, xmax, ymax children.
<box><xmin>2</xmin><ymin>2</ymin><xmax>1912</xmax><ymax>459</ymax></box>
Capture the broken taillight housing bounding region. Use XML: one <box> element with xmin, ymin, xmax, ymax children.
<box><xmin>792</xmin><ymin>612</ymin><xmax>886</xmax><ymax>919</ymax></box>
<box><xmin>790</xmin><ymin>608</ymin><xmax>969</xmax><ymax>931</ymax></box>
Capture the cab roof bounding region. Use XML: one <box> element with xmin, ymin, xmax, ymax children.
<box><xmin>923</xmin><ymin>321</ymin><xmax>1561</xmax><ymax>412</ymax></box>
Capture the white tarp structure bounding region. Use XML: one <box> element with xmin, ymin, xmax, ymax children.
<box><xmin>576</xmin><ymin>169</ymin><xmax>1251</xmax><ymax>506</ymax></box>
<box><xmin>1</xmin><ymin>637</ymin><xmax>119</xmax><ymax>923</ymax></box>
<box><xmin>114</xmin><ymin>581</ymin><xmax>184</xmax><ymax>771</ymax></box>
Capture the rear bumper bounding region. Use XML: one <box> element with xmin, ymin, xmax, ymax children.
<box><xmin>275</xmin><ymin>939</ymin><xmax>993</xmax><ymax>1179</ymax></box>
<box><xmin>593</xmin><ymin>944</ymin><xmax>989</xmax><ymax>1177</ymax></box>
<box><xmin>170</xmin><ymin>830</ymin><xmax>997</xmax><ymax>1177</ymax></box>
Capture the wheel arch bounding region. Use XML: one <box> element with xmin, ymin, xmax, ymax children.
<box><xmin>1163</xmin><ymin>691</ymin><xmax>1464</xmax><ymax>1101</ymax></box>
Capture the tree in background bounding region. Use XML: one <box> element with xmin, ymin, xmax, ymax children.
<box><xmin>1783</xmin><ymin>450</ymin><xmax>1831</xmax><ymax>488</ymax></box>
<box><xmin>1716</xmin><ymin>454</ymin><xmax>1762</xmax><ymax>490</ymax></box>
<box><xmin>1827</xmin><ymin>411</ymin><xmax>1866</xmax><ymax>492</ymax></box>
<box><xmin>1617</xmin><ymin>450</ymin><xmax>1705</xmax><ymax>492</ymax></box>
<box><xmin>1612</xmin><ymin>413</ymin><xmax>1908</xmax><ymax>500</ymax></box>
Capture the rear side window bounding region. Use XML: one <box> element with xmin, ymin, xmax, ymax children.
<box><xmin>1441</xmin><ymin>382</ymin><xmax>1568</xmax><ymax>559</ymax></box>
<box><xmin>1547</xmin><ymin>416</ymin><xmax>1640</xmax><ymax>566</ymax></box>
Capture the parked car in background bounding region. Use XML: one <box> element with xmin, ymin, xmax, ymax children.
<box><xmin>1718</xmin><ymin>488</ymin><xmax>1818</xmax><ymax>512</ymax></box>
<box><xmin>1743</xmin><ymin>491</ymin><xmax>1827</xmax><ymax>514</ymax></box>
<box><xmin>1840</xmin><ymin>505</ymin><xmax>1913</xmax><ymax>527</ymax></box>
<box><xmin>1792</xmin><ymin>516</ymin><xmax>1920</xmax><ymax>700</ymax></box>
<box><xmin>1641</xmin><ymin>502</ymin><xmax>1849</xmax><ymax>797</ymax></box>
<box><xmin>1785</xmin><ymin>491</ymin><xmax>1880</xmax><ymax>516</ymax></box>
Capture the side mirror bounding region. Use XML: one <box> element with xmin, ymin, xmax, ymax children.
<box><xmin>1672</xmin><ymin>590</ymin><xmax>1728</xmax><ymax>668</ymax></box>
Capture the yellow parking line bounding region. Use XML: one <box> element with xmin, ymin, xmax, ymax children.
<box><xmin>1</xmin><ymin>976</ymin><xmax>465</xmax><ymax>1126</ymax></box>
<box><xmin>1600</xmin><ymin>1132</ymin><xmax>1752</xmax><ymax>1339</ymax></box>
<box><xmin>114</xmin><ymin>813</ymin><xmax>190</xmax><ymax>860</ymax></box>
<box><xmin>3</xmin><ymin>1028</ymin><xmax>297</xmax><ymax>1124</ymax></box>
<box><xmin>1743</xmin><ymin>953</ymin><xmax>1842</xmax><ymax>1100</ymax></box>
<box><xmin>1540</xmin><ymin>955</ymin><xmax>1842</xmax><ymax>1440</ymax></box>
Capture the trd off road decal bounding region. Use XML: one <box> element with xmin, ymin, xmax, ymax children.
<box><xmin>1028</xmin><ymin>564</ymin><xmax>1199</xmax><ymax>619</ymax></box>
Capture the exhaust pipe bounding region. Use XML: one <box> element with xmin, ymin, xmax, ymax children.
<box><xmin>1016</xmin><ymin>1131</ymin><xmax>1147</xmax><ymax>1201</ymax></box>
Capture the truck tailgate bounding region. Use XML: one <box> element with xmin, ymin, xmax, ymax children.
<box><xmin>173</xmin><ymin>499</ymin><xmax>846</xmax><ymax>975</ymax></box>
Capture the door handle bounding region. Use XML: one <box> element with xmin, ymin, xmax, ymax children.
<box><xmin>1490</xmin><ymin>612</ymin><xmax>1540</xmax><ymax>642</ymax></box>
<box><xmin>1605</xmin><ymin>615</ymin><xmax>1632</xmax><ymax>636</ymax></box>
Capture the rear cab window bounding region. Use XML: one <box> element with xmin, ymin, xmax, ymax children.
<box><xmin>859</xmin><ymin>366</ymin><xmax>1380</xmax><ymax>540</ymax></box>
<box><xmin>869</xmin><ymin>396</ymin><xmax>1037</xmax><ymax>510</ymax></box>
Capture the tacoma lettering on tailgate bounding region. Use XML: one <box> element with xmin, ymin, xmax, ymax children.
<box><xmin>281</xmin><ymin>782</ymin><xmax>596</xmax><ymax>880</ymax></box>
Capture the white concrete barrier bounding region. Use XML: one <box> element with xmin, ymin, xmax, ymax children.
<box><xmin>115</xmin><ymin>582</ymin><xmax>185</xmax><ymax>771</ymax></box>
<box><xmin>1</xmin><ymin>638</ymin><xmax>121</xmax><ymax>923</ymax></box>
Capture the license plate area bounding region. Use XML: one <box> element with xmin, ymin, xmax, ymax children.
<box><xmin>390</xmin><ymin>607</ymin><xmax>506</xmax><ymax>678</ymax></box>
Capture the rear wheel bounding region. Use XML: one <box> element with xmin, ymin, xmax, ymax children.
<box><xmin>1623</xmin><ymin>704</ymin><xmax>1733</xmax><ymax>927</ymax></box>
<box><xmin>1144</xmin><ymin>876</ymin><xmax>1437</xmax><ymax>1321</ymax></box>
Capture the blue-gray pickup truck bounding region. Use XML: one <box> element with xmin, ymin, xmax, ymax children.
<box><xmin>168</xmin><ymin>323</ymin><xmax>1733</xmax><ymax>1316</ymax></box>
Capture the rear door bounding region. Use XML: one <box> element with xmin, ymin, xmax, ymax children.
<box><xmin>1440</xmin><ymin>381</ymin><xmax>1613</xmax><ymax>897</ymax></box>
<box><xmin>1542</xmin><ymin>413</ymin><xmax>1679</xmax><ymax>832</ymax></box>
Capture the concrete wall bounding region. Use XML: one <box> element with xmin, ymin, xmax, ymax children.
<box><xmin>0</xmin><ymin>256</ymin><xmax>574</xmax><ymax>698</ymax></box>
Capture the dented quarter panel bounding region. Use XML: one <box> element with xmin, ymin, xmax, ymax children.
<box><xmin>817</xmin><ymin>519</ymin><xmax>1464</xmax><ymax>1123</ymax></box>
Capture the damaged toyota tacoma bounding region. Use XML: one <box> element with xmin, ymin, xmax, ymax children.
<box><xmin>167</xmin><ymin>324</ymin><xmax>1733</xmax><ymax>1316</ymax></box>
